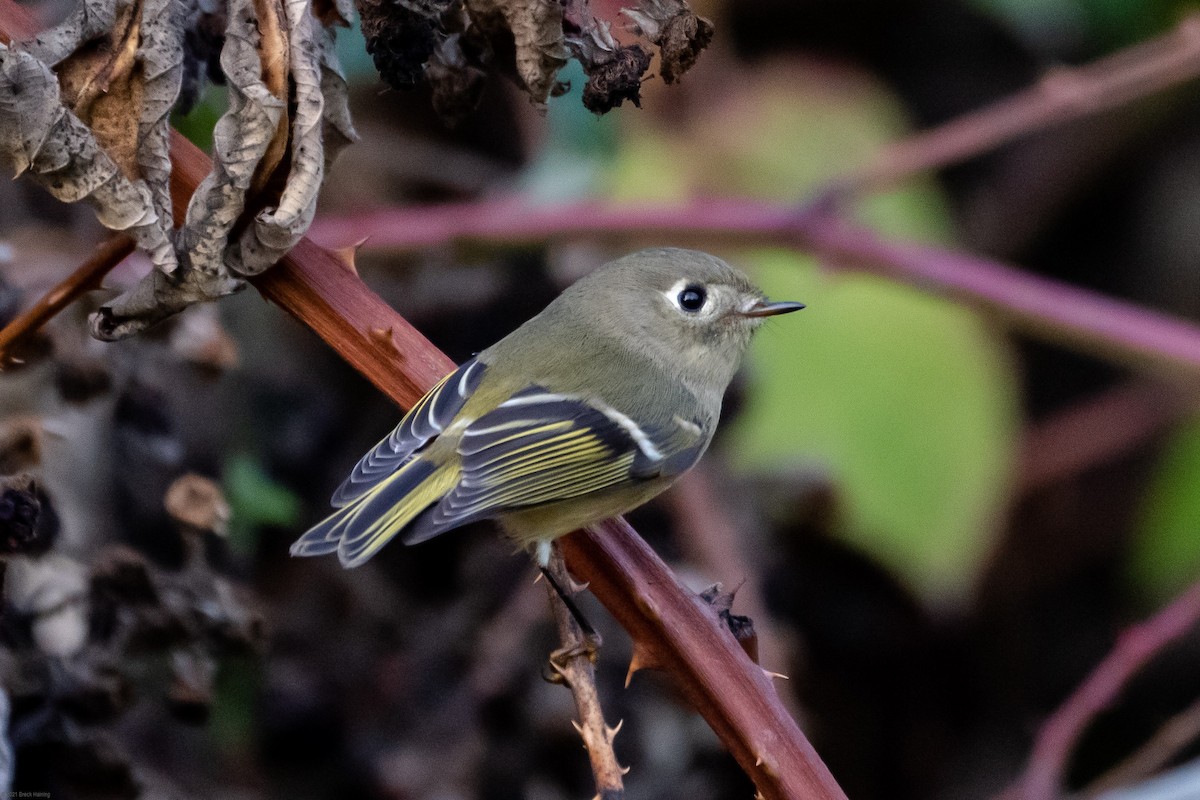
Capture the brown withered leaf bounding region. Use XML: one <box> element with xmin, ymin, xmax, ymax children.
<box><xmin>623</xmin><ymin>0</ymin><xmax>712</xmax><ymax>84</ymax></box>
<box><xmin>427</xmin><ymin>33</ymin><xmax>488</xmax><ymax>126</ymax></box>
<box><xmin>7</xmin><ymin>0</ymin><xmax>180</xmax><ymax>276</ymax></box>
<box><xmin>318</xmin><ymin>23</ymin><xmax>359</xmax><ymax>172</ymax></box>
<box><xmin>234</xmin><ymin>0</ymin><xmax>329</xmax><ymax>275</ymax></box>
<box><xmin>88</xmin><ymin>0</ymin><xmax>287</xmax><ymax>339</ymax></box>
<box><xmin>358</xmin><ymin>0</ymin><xmax>453</xmax><ymax>89</ymax></box>
<box><xmin>465</xmin><ymin>0</ymin><xmax>569</xmax><ymax>105</ymax></box>
<box><xmin>19</xmin><ymin>0</ymin><xmax>121</xmax><ymax>67</ymax></box>
<box><xmin>137</xmin><ymin>0</ymin><xmax>188</xmax><ymax>228</ymax></box>
<box><xmin>88</xmin><ymin>0</ymin><xmax>355</xmax><ymax>337</ymax></box>
<box><xmin>563</xmin><ymin>11</ymin><xmax>651</xmax><ymax>114</ymax></box>
<box><xmin>248</xmin><ymin>0</ymin><xmax>290</xmax><ymax>198</ymax></box>
<box><xmin>699</xmin><ymin>583</ymin><xmax>759</xmax><ymax>664</ymax></box>
<box><xmin>59</xmin><ymin>0</ymin><xmax>145</xmax><ymax>179</ymax></box>
<box><xmin>0</xmin><ymin>45</ymin><xmax>176</xmax><ymax>277</ymax></box>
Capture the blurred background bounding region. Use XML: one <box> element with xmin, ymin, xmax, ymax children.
<box><xmin>3</xmin><ymin>0</ymin><xmax>1200</xmax><ymax>797</ymax></box>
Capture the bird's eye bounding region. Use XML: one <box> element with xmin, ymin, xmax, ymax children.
<box><xmin>677</xmin><ymin>285</ymin><xmax>707</xmax><ymax>312</ymax></box>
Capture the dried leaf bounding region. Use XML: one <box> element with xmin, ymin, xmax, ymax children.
<box><xmin>0</xmin><ymin>475</ymin><xmax>43</xmax><ymax>555</ymax></box>
<box><xmin>466</xmin><ymin>0</ymin><xmax>569</xmax><ymax>104</ymax></box>
<box><xmin>248</xmin><ymin>0</ymin><xmax>290</xmax><ymax>197</ymax></box>
<box><xmin>59</xmin><ymin>1</ymin><xmax>144</xmax><ymax>169</ymax></box>
<box><xmin>564</xmin><ymin>13</ymin><xmax>650</xmax><ymax>114</ymax></box>
<box><xmin>164</xmin><ymin>473</ymin><xmax>230</xmax><ymax>536</ymax></box>
<box><xmin>0</xmin><ymin>45</ymin><xmax>176</xmax><ymax>276</ymax></box>
<box><xmin>89</xmin><ymin>265</ymin><xmax>244</xmax><ymax>340</ymax></box>
<box><xmin>622</xmin><ymin>0</ymin><xmax>712</xmax><ymax>84</ymax></box>
<box><xmin>699</xmin><ymin>583</ymin><xmax>759</xmax><ymax>664</ymax></box>
<box><xmin>427</xmin><ymin>33</ymin><xmax>487</xmax><ymax>125</ymax></box>
<box><xmin>233</xmin><ymin>0</ymin><xmax>325</xmax><ymax>275</ymax></box>
<box><xmin>137</xmin><ymin>0</ymin><xmax>188</xmax><ymax>227</ymax></box>
<box><xmin>318</xmin><ymin>24</ymin><xmax>359</xmax><ymax>171</ymax></box>
<box><xmin>90</xmin><ymin>0</ymin><xmax>284</xmax><ymax>338</ymax></box>
<box><xmin>20</xmin><ymin>0</ymin><xmax>121</xmax><ymax>68</ymax></box>
<box><xmin>359</xmin><ymin>0</ymin><xmax>452</xmax><ymax>89</ymax></box>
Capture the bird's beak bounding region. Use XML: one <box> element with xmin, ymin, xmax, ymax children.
<box><xmin>740</xmin><ymin>298</ymin><xmax>806</xmax><ymax>317</ymax></box>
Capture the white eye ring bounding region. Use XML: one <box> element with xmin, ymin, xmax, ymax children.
<box><xmin>664</xmin><ymin>279</ymin><xmax>712</xmax><ymax>315</ymax></box>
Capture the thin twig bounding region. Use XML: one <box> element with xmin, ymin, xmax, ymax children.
<box><xmin>1001</xmin><ymin>579</ymin><xmax>1200</xmax><ymax>800</ymax></box>
<box><xmin>544</xmin><ymin>544</ymin><xmax>625</xmax><ymax>799</ymax></box>
<box><xmin>308</xmin><ymin>199</ymin><xmax>1200</xmax><ymax>379</ymax></box>
<box><xmin>842</xmin><ymin>13</ymin><xmax>1200</xmax><ymax>193</ymax></box>
<box><xmin>1016</xmin><ymin>382</ymin><xmax>1195</xmax><ymax>495</ymax></box>
<box><xmin>1083</xmin><ymin>694</ymin><xmax>1200</xmax><ymax>797</ymax></box>
<box><xmin>0</xmin><ymin>235</ymin><xmax>135</xmax><ymax>367</ymax></box>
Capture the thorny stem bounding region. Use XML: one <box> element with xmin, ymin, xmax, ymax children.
<box><xmin>179</xmin><ymin>124</ymin><xmax>852</xmax><ymax>800</ymax></box>
<box><xmin>544</xmin><ymin>544</ymin><xmax>625</xmax><ymax>799</ymax></box>
<box><xmin>666</xmin><ymin>468</ymin><xmax>797</xmax><ymax>713</ymax></box>
<box><xmin>309</xmin><ymin>199</ymin><xmax>1200</xmax><ymax>379</ymax></box>
<box><xmin>1002</xmin><ymin>579</ymin><xmax>1200</xmax><ymax>800</ymax></box>
<box><xmin>843</xmin><ymin>12</ymin><xmax>1200</xmax><ymax>193</ymax></box>
<box><xmin>0</xmin><ymin>235</ymin><xmax>135</xmax><ymax>367</ymax></box>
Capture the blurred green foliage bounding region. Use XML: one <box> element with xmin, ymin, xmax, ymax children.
<box><xmin>603</xmin><ymin>63</ymin><xmax>1020</xmax><ymax>600</ymax></box>
<box><xmin>968</xmin><ymin>0</ymin><xmax>1186</xmax><ymax>50</ymax></box>
<box><xmin>733</xmin><ymin>253</ymin><xmax>1018</xmax><ymax>599</ymax></box>
<box><xmin>224</xmin><ymin>453</ymin><xmax>302</xmax><ymax>555</ymax></box>
<box><xmin>1131</xmin><ymin>413</ymin><xmax>1200</xmax><ymax>602</ymax></box>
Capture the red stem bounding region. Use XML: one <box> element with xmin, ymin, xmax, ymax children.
<box><xmin>309</xmin><ymin>199</ymin><xmax>1200</xmax><ymax>377</ymax></box>
<box><xmin>1010</xmin><ymin>579</ymin><xmax>1200</xmax><ymax>800</ymax></box>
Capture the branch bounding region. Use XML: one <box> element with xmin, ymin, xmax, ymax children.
<box><xmin>544</xmin><ymin>545</ymin><xmax>625</xmax><ymax>798</ymax></box>
<box><xmin>1016</xmin><ymin>382</ymin><xmax>1194</xmax><ymax>495</ymax></box>
<box><xmin>0</xmin><ymin>235</ymin><xmax>134</xmax><ymax>367</ymax></box>
<box><xmin>843</xmin><ymin>13</ymin><xmax>1200</xmax><ymax>193</ymax></box>
<box><xmin>308</xmin><ymin>199</ymin><xmax>1200</xmax><ymax>378</ymax></box>
<box><xmin>0</xmin><ymin>5</ymin><xmax>847</xmax><ymax>798</ymax></box>
<box><xmin>1002</xmin><ymin>579</ymin><xmax>1200</xmax><ymax>800</ymax></box>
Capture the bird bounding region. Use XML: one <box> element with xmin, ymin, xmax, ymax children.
<box><xmin>290</xmin><ymin>248</ymin><xmax>803</xmax><ymax>569</ymax></box>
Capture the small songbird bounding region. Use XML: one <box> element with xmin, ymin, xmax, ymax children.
<box><xmin>290</xmin><ymin>248</ymin><xmax>803</xmax><ymax>569</ymax></box>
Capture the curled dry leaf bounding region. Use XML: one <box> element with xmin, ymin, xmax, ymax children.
<box><xmin>464</xmin><ymin>0</ymin><xmax>568</xmax><ymax>105</ymax></box>
<box><xmin>354</xmin><ymin>0</ymin><xmax>704</xmax><ymax>122</ymax></box>
<box><xmin>622</xmin><ymin>0</ymin><xmax>713</xmax><ymax>84</ymax></box>
<box><xmin>234</xmin><ymin>0</ymin><xmax>326</xmax><ymax>275</ymax></box>
<box><xmin>358</xmin><ymin>0</ymin><xmax>454</xmax><ymax>89</ymax></box>
<box><xmin>1</xmin><ymin>0</ymin><xmax>357</xmax><ymax>341</ymax></box>
<box><xmin>0</xmin><ymin>45</ymin><xmax>176</xmax><ymax>275</ymax></box>
<box><xmin>562</xmin><ymin>3</ymin><xmax>651</xmax><ymax>114</ymax></box>
<box><xmin>426</xmin><ymin>33</ymin><xmax>487</xmax><ymax>126</ymax></box>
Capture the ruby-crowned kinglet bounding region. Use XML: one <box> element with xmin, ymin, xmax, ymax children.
<box><xmin>290</xmin><ymin>248</ymin><xmax>803</xmax><ymax>568</ymax></box>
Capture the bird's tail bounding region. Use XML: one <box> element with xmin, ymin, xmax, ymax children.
<box><xmin>290</xmin><ymin>459</ymin><xmax>460</xmax><ymax>568</ymax></box>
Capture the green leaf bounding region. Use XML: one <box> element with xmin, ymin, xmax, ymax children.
<box><xmin>1130</xmin><ymin>413</ymin><xmax>1200</xmax><ymax>602</ymax></box>
<box><xmin>727</xmin><ymin>251</ymin><xmax>1019</xmax><ymax>599</ymax></box>
<box><xmin>605</xmin><ymin>64</ymin><xmax>1020</xmax><ymax>599</ymax></box>
<box><xmin>224</xmin><ymin>453</ymin><xmax>301</xmax><ymax>554</ymax></box>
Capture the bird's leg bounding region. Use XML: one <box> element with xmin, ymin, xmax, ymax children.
<box><xmin>541</xmin><ymin>542</ymin><xmax>601</xmax><ymax>666</ymax></box>
<box><xmin>541</xmin><ymin>566</ymin><xmax>597</xmax><ymax>643</ymax></box>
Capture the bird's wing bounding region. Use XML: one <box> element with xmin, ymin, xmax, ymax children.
<box><xmin>290</xmin><ymin>457</ymin><xmax>459</xmax><ymax>566</ymax></box>
<box><xmin>329</xmin><ymin>358</ymin><xmax>486</xmax><ymax>508</ymax></box>
<box><xmin>401</xmin><ymin>387</ymin><xmax>706</xmax><ymax>545</ymax></box>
